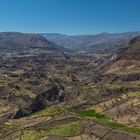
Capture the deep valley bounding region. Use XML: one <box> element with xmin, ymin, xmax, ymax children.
<box><xmin>0</xmin><ymin>32</ymin><xmax>140</xmax><ymax>140</ymax></box>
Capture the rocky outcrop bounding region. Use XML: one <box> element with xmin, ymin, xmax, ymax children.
<box><xmin>14</xmin><ymin>85</ymin><xmax>65</xmax><ymax>118</ymax></box>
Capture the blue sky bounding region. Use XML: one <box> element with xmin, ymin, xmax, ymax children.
<box><xmin>0</xmin><ymin>0</ymin><xmax>140</xmax><ymax>35</ymax></box>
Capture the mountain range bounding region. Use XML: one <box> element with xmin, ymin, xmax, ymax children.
<box><xmin>43</xmin><ymin>32</ymin><xmax>140</xmax><ymax>52</ymax></box>
<box><xmin>0</xmin><ymin>31</ymin><xmax>140</xmax><ymax>53</ymax></box>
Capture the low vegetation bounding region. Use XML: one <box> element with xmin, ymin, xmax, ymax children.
<box><xmin>21</xmin><ymin>121</ymin><xmax>82</xmax><ymax>140</ymax></box>
<box><xmin>21</xmin><ymin>131</ymin><xmax>39</xmax><ymax>140</ymax></box>
<box><xmin>126</xmin><ymin>91</ymin><xmax>140</xmax><ymax>97</ymax></box>
<box><xmin>31</xmin><ymin>105</ymin><xmax>63</xmax><ymax>118</ymax></box>
<box><xmin>69</xmin><ymin>109</ymin><xmax>140</xmax><ymax>135</ymax></box>
<box><xmin>46</xmin><ymin>121</ymin><xmax>82</xmax><ymax>136</ymax></box>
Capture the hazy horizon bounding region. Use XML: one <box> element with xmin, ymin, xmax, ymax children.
<box><xmin>0</xmin><ymin>31</ymin><xmax>140</xmax><ymax>36</ymax></box>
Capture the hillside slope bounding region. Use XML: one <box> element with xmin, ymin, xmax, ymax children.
<box><xmin>91</xmin><ymin>36</ymin><xmax>140</xmax><ymax>127</ymax></box>
<box><xmin>0</xmin><ymin>32</ymin><xmax>58</xmax><ymax>51</ymax></box>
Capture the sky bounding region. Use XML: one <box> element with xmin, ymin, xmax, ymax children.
<box><xmin>0</xmin><ymin>0</ymin><xmax>140</xmax><ymax>35</ymax></box>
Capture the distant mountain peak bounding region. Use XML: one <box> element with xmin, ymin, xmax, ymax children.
<box><xmin>0</xmin><ymin>32</ymin><xmax>59</xmax><ymax>51</ymax></box>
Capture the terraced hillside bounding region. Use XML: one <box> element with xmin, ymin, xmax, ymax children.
<box><xmin>0</xmin><ymin>35</ymin><xmax>140</xmax><ymax>140</ymax></box>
